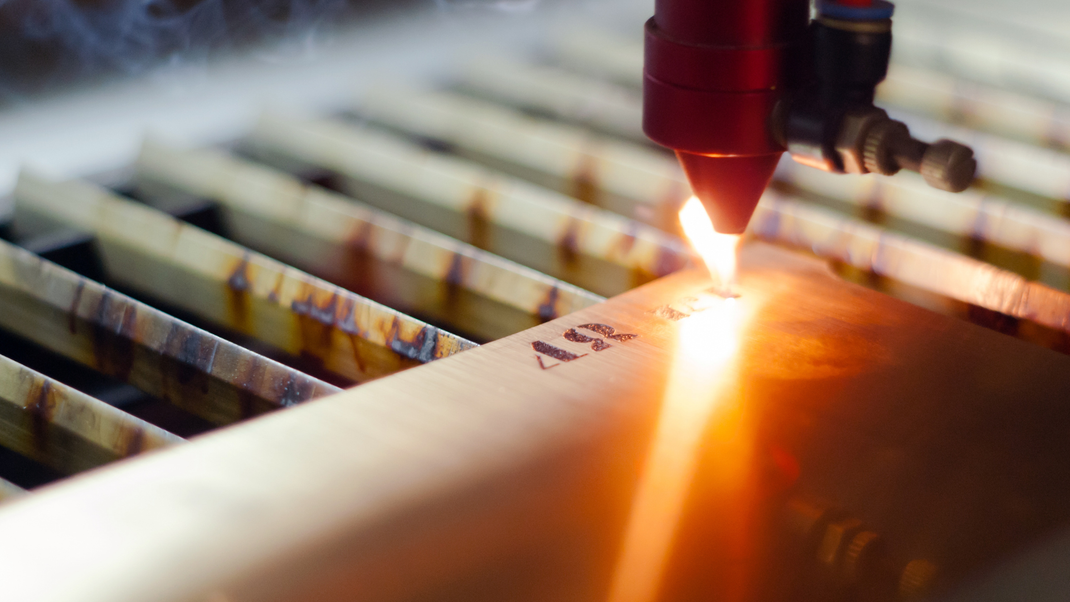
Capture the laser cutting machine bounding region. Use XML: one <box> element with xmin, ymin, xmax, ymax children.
<box><xmin>0</xmin><ymin>1</ymin><xmax>1067</xmax><ymax>601</ymax></box>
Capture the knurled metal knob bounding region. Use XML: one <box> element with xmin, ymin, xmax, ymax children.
<box><xmin>899</xmin><ymin>559</ymin><xmax>938</xmax><ymax>600</ymax></box>
<box><xmin>921</xmin><ymin>139</ymin><xmax>977</xmax><ymax>193</ymax></box>
<box><xmin>863</xmin><ymin>120</ymin><xmax>910</xmax><ymax>176</ymax></box>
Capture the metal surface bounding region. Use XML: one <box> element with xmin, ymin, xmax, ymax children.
<box><xmin>0</xmin><ymin>237</ymin><xmax>339</xmax><ymax>425</ymax></box>
<box><xmin>1</xmin><ymin>243</ymin><xmax>1069</xmax><ymax>601</ymax></box>
<box><xmin>134</xmin><ymin>140</ymin><xmax>604</xmax><ymax>343</ymax></box>
<box><xmin>13</xmin><ymin>172</ymin><xmax>476</xmax><ymax>384</ymax></box>
<box><xmin>248</xmin><ymin>113</ymin><xmax>690</xmax><ymax>298</ymax></box>
<box><xmin>0</xmin><ymin>353</ymin><xmax>181</xmax><ymax>474</ymax></box>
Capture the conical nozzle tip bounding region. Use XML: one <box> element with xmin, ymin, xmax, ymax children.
<box><xmin>676</xmin><ymin>152</ymin><xmax>782</xmax><ymax>234</ymax></box>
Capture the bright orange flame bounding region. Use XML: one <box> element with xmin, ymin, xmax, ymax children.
<box><xmin>679</xmin><ymin>197</ymin><xmax>740</xmax><ymax>292</ymax></box>
<box><xmin>607</xmin><ymin>298</ymin><xmax>749</xmax><ymax>602</ymax></box>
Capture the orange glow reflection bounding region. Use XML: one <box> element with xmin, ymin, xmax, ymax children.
<box><xmin>679</xmin><ymin>197</ymin><xmax>740</xmax><ymax>293</ymax></box>
<box><xmin>607</xmin><ymin>297</ymin><xmax>750</xmax><ymax>602</ymax></box>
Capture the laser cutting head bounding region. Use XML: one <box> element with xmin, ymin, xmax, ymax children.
<box><xmin>643</xmin><ymin>0</ymin><xmax>977</xmax><ymax>235</ymax></box>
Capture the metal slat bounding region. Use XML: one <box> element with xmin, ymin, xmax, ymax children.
<box><xmin>134</xmin><ymin>140</ymin><xmax>605</xmax><ymax>342</ymax></box>
<box><xmin>357</xmin><ymin>84</ymin><xmax>687</xmax><ymax>232</ymax></box>
<box><xmin>359</xmin><ymin>79</ymin><xmax>1070</xmax><ymax>295</ymax></box>
<box><xmin>0</xmin><ymin>238</ymin><xmax>339</xmax><ymax>425</ymax></box>
<box><xmin>0</xmin><ymin>477</ymin><xmax>25</xmax><ymax>502</ymax></box>
<box><xmin>0</xmin><ymin>353</ymin><xmax>182</xmax><ymax>474</ymax></box>
<box><xmin>14</xmin><ymin>172</ymin><xmax>476</xmax><ymax>385</ymax></box>
<box><xmin>753</xmin><ymin>191</ymin><xmax>1070</xmax><ymax>333</ymax></box>
<box><xmin>247</xmin><ymin>113</ymin><xmax>690</xmax><ymax>298</ymax></box>
<box><xmin>457</xmin><ymin>57</ymin><xmax>646</xmax><ymax>145</ymax></box>
<box><xmin>877</xmin><ymin>64</ymin><xmax>1070</xmax><ymax>151</ymax></box>
<box><xmin>774</xmin><ymin>163</ymin><xmax>1070</xmax><ymax>275</ymax></box>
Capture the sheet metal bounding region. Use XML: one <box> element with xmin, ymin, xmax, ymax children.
<box><xmin>1</xmin><ymin>244</ymin><xmax>1069</xmax><ymax>602</ymax></box>
<box><xmin>134</xmin><ymin>140</ymin><xmax>604</xmax><ymax>343</ymax></box>
<box><xmin>0</xmin><ymin>238</ymin><xmax>339</xmax><ymax>425</ymax></box>
<box><xmin>13</xmin><ymin>172</ymin><xmax>476</xmax><ymax>385</ymax></box>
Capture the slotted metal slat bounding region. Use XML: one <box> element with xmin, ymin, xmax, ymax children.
<box><xmin>134</xmin><ymin>140</ymin><xmax>604</xmax><ymax>343</ymax></box>
<box><xmin>0</xmin><ymin>238</ymin><xmax>339</xmax><ymax>425</ymax></box>
<box><xmin>358</xmin><ymin>84</ymin><xmax>687</xmax><ymax>231</ymax></box>
<box><xmin>14</xmin><ymin>172</ymin><xmax>476</xmax><ymax>385</ymax></box>
<box><xmin>0</xmin><ymin>353</ymin><xmax>182</xmax><ymax>474</ymax></box>
<box><xmin>247</xmin><ymin>113</ymin><xmax>690</xmax><ymax>298</ymax></box>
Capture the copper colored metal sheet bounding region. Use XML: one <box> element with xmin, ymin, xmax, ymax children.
<box><xmin>0</xmin><ymin>244</ymin><xmax>1067</xmax><ymax>602</ymax></box>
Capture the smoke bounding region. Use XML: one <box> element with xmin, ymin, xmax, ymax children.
<box><xmin>433</xmin><ymin>0</ymin><xmax>540</xmax><ymax>14</ymax></box>
<box><xmin>0</xmin><ymin>0</ymin><xmax>350</xmax><ymax>88</ymax></box>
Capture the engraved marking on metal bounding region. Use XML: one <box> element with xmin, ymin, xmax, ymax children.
<box><xmin>531</xmin><ymin>341</ymin><xmax>585</xmax><ymax>362</ymax></box>
<box><xmin>576</xmin><ymin>323</ymin><xmax>638</xmax><ymax>341</ymax></box>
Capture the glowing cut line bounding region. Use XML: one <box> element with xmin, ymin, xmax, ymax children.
<box><xmin>607</xmin><ymin>298</ymin><xmax>747</xmax><ymax>602</ymax></box>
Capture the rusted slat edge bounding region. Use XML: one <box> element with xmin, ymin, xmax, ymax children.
<box><xmin>0</xmin><ymin>238</ymin><xmax>340</xmax><ymax>425</ymax></box>
<box><xmin>754</xmin><ymin>191</ymin><xmax>1070</xmax><ymax>332</ymax></box>
<box><xmin>14</xmin><ymin>171</ymin><xmax>477</xmax><ymax>384</ymax></box>
<box><xmin>0</xmin><ymin>353</ymin><xmax>183</xmax><ymax>475</ymax></box>
<box><xmin>135</xmin><ymin>140</ymin><xmax>605</xmax><ymax>329</ymax></box>
<box><xmin>776</xmin><ymin>163</ymin><xmax>1070</xmax><ymax>270</ymax></box>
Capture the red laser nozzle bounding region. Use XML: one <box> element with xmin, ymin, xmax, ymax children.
<box><xmin>644</xmin><ymin>0</ymin><xmax>808</xmax><ymax>234</ymax></box>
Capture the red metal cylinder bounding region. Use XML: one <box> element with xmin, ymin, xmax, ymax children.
<box><xmin>644</xmin><ymin>0</ymin><xmax>809</xmax><ymax>233</ymax></box>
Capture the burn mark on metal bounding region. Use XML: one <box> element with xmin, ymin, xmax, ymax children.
<box><xmin>26</xmin><ymin>377</ymin><xmax>56</xmax><ymax>453</ymax></box>
<box><xmin>466</xmin><ymin>188</ymin><xmax>492</xmax><ymax>251</ymax></box>
<box><xmin>267</xmin><ymin>272</ymin><xmax>285</xmax><ymax>303</ymax></box>
<box><xmin>341</xmin><ymin>220</ymin><xmax>377</xmax><ymax>298</ymax></box>
<box><xmin>445</xmin><ymin>253</ymin><xmax>467</xmax><ymax>287</ymax></box>
<box><xmin>570</xmin><ymin>154</ymin><xmax>601</xmax><ymax>206</ymax></box>
<box><xmin>652</xmin><ymin>305</ymin><xmax>689</xmax><ymax>322</ymax></box>
<box><xmin>537</xmin><ymin>286</ymin><xmax>560</xmax><ymax>322</ymax></box>
<box><xmin>67</xmin><ymin>280</ymin><xmax>85</xmax><ymax>335</ymax></box>
<box><xmin>388</xmin><ymin>320</ymin><xmax>441</xmax><ymax>364</ymax></box>
<box><xmin>121</xmin><ymin>427</ymin><xmax>145</xmax><ymax>458</ymax></box>
<box><xmin>91</xmin><ymin>291</ymin><xmax>137</xmax><ymax>382</ymax></box>
<box><xmin>705</xmin><ymin>286</ymin><xmax>741</xmax><ymax>300</ymax></box>
<box><xmin>278</xmin><ymin>372</ymin><xmax>314</xmax><ymax>408</ymax></box>
<box><xmin>292</xmin><ymin>283</ymin><xmax>335</xmax><ymax>367</ymax></box>
<box><xmin>563</xmin><ymin>328</ymin><xmax>595</xmax><ymax>343</ymax></box>
<box><xmin>556</xmin><ymin>217</ymin><xmax>583</xmax><ymax>267</ymax></box>
<box><xmin>225</xmin><ymin>254</ymin><xmax>253</xmax><ymax>332</ymax></box>
<box><xmin>236</xmin><ymin>355</ymin><xmax>268</xmax><ymax>419</ymax></box>
<box><xmin>615</xmin><ymin>224</ymin><xmax>637</xmax><ymax>258</ymax></box>
<box><xmin>161</xmin><ymin>323</ymin><xmax>217</xmax><ymax>396</ymax></box>
<box><xmin>564</xmin><ymin>328</ymin><xmax>613</xmax><ymax>352</ymax></box>
<box><xmin>532</xmin><ymin>341</ymin><xmax>585</xmax><ymax>362</ymax></box>
<box><xmin>578</xmin><ymin>323</ymin><xmax>638</xmax><ymax>342</ymax></box>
